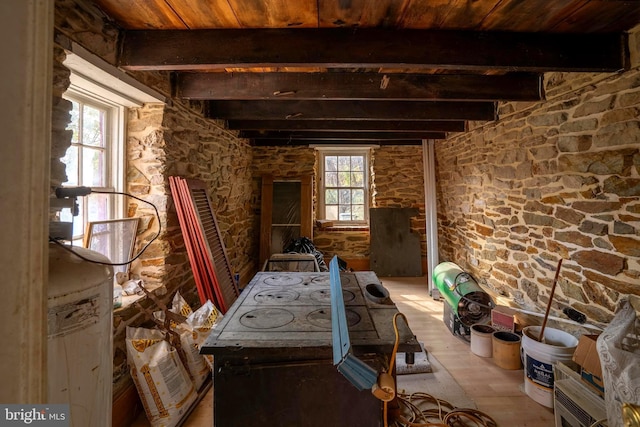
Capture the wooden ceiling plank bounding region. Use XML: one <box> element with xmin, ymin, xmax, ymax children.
<box><xmin>239</xmin><ymin>131</ymin><xmax>447</xmax><ymax>140</ymax></box>
<box><xmin>317</xmin><ymin>0</ymin><xmax>408</xmax><ymax>28</ymax></box>
<box><xmin>164</xmin><ymin>0</ymin><xmax>241</xmax><ymax>28</ymax></box>
<box><xmin>225</xmin><ymin>0</ymin><xmax>318</xmax><ymax>28</ymax></box>
<box><xmin>207</xmin><ymin>100</ymin><xmax>497</xmax><ymax>121</ymax></box>
<box><xmin>226</xmin><ymin>119</ymin><xmax>467</xmax><ymax>132</ymax></box>
<box><xmin>399</xmin><ymin>0</ymin><xmax>500</xmax><ymax>29</ymax></box>
<box><xmin>119</xmin><ymin>28</ymin><xmax>627</xmax><ymax>72</ymax></box>
<box><xmin>94</xmin><ymin>0</ymin><xmax>187</xmax><ymax>29</ymax></box>
<box><xmin>177</xmin><ymin>71</ymin><xmax>543</xmax><ymax>101</ymax></box>
<box><xmin>478</xmin><ymin>0</ymin><xmax>579</xmax><ymax>32</ymax></box>
<box><xmin>551</xmin><ymin>2</ymin><xmax>640</xmax><ymax>34</ymax></box>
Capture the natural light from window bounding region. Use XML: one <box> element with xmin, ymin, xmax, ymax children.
<box><xmin>317</xmin><ymin>148</ymin><xmax>370</xmax><ymax>225</ymax></box>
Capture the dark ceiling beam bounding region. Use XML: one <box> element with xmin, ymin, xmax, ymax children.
<box><xmin>239</xmin><ymin>131</ymin><xmax>446</xmax><ymax>140</ymax></box>
<box><xmin>207</xmin><ymin>100</ymin><xmax>496</xmax><ymax>121</ymax></box>
<box><xmin>227</xmin><ymin>119</ymin><xmax>467</xmax><ymax>132</ymax></box>
<box><xmin>119</xmin><ymin>29</ymin><xmax>627</xmax><ymax>72</ymax></box>
<box><xmin>251</xmin><ymin>139</ymin><xmax>424</xmax><ymax>146</ymax></box>
<box><xmin>177</xmin><ymin>72</ymin><xmax>543</xmax><ymax>101</ymax></box>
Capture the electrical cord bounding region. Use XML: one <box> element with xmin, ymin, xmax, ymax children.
<box><xmin>383</xmin><ymin>312</ymin><xmax>497</xmax><ymax>427</ymax></box>
<box><xmin>49</xmin><ymin>189</ymin><xmax>160</xmax><ymax>267</ymax></box>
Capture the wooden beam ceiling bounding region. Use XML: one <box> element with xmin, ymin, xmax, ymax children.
<box><xmin>239</xmin><ymin>131</ymin><xmax>447</xmax><ymax>140</ymax></box>
<box><xmin>206</xmin><ymin>100</ymin><xmax>497</xmax><ymax>121</ymax></box>
<box><xmin>90</xmin><ymin>0</ymin><xmax>640</xmax><ymax>146</ymax></box>
<box><xmin>119</xmin><ymin>29</ymin><xmax>628</xmax><ymax>73</ymax></box>
<box><xmin>177</xmin><ymin>72</ymin><xmax>543</xmax><ymax>102</ymax></box>
<box><xmin>226</xmin><ymin>120</ymin><xmax>467</xmax><ymax>132</ymax></box>
<box><xmin>251</xmin><ymin>139</ymin><xmax>424</xmax><ymax>146</ymax></box>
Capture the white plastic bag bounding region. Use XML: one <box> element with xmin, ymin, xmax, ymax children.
<box><xmin>596</xmin><ymin>298</ymin><xmax>640</xmax><ymax>427</ymax></box>
<box><xmin>186</xmin><ymin>300</ymin><xmax>222</xmax><ymax>370</ymax></box>
<box><xmin>152</xmin><ymin>293</ymin><xmax>214</xmax><ymax>390</ymax></box>
<box><xmin>126</xmin><ymin>327</ymin><xmax>196</xmax><ymax>427</ymax></box>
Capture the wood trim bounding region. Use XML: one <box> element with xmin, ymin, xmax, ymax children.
<box><xmin>0</xmin><ymin>0</ymin><xmax>52</xmax><ymax>403</ymax></box>
<box><xmin>300</xmin><ymin>175</ymin><xmax>313</xmax><ymax>241</ymax></box>
<box><xmin>259</xmin><ymin>175</ymin><xmax>274</xmax><ymax>266</ymax></box>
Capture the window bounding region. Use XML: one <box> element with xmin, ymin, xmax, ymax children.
<box><xmin>317</xmin><ymin>148</ymin><xmax>370</xmax><ymax>225</ymax></box>
<box><xmin>60</xmin><ymin>93</ymin><xmax>124</xmax><ymax>243</ymax></box>
<box><xmin>59</xmin><ymin>45</ymin><xmax>164</xmax><ymax>245</ymax></box>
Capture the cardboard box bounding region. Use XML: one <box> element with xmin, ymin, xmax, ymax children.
<box><xmin>491</xmin><ymin>305</ymin><xmax>516</xmax><ymax>332</ymax></box>
<box><xmin>572</xmin><ymin>334</ymin><xmax>605</xmax><ymax>397</ymax></box>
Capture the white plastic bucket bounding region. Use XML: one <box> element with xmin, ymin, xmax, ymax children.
<box><xmin>470</xmin><ymin>324</ymin><xmax>495</xmax><ymax>357</ymax></box>
<box><xmin>521</xmin><ymin>326</ymin><xmax>579</xmax><ymax>408</ymax></box>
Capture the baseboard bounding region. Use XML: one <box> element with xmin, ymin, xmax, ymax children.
<box><xmin>112</xmin><ymin>381</ymin><xmax>142</xmax><ymax>427</ymax></box>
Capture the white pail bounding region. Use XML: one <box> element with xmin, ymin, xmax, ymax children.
<box><xmin>521</xmin><ymin>326</ymin><xmax>578</xmax><ymax>408</ymax></box>
<box><xmin>470</xmin><ymin>324</ymin><xmax>495</xmax><ymax>357</ymax></box>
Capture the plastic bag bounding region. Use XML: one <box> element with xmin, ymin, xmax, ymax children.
<box><xmin>153</xmin><ymin>292</ymin><xmax>211</xmax><ymax>390</ymax></box>
<box><xmin>596</xmin><ymin>298</ymin><xmax>640</xmax><ymax>427</ymax></box>
<box><xmin>186</xmin><ymin>300</ymin><xmax>222</xmax><ymax>370</ymax></box>
<box><xmin>284</xmin><ymin>236</ymin><xmax>328</xmax><ymax>271</ymax></box>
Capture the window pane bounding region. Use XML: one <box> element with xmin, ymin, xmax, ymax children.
<box><xmin>325</xmin><ymin>189</ymin><xmax>338</xmax><ymax>204</ymax></box>
<box><xmin>325</xmin><ymin>156</ymin><xmax>337</xmax><ymax>172</ymax></box>
<box><xmin>352</xmin><ymin>205</ymin><xmax>364</xmax><ymax>220</ymax></box>
<box><xmin>339</xmin><ymin>189</ymin><xmax>351</xmax><ymax>204</ymax></box>
<box><xmin>351</xmin><ymin>171</ymin><xmax>363</xmax><ymax>187</ymax></box>
<box><xmin>353</xmin><ymin>189</ymin><xmax>364</xmax><ymax>204</ymax></box>
<box><xmin>325</xmin><ymin>205</ymin><xmax>338</xmax><ymax>220</ymax></box>
<box><xmin>73</xmin><ymin>200</ymin><xmax>85</xmax><ymax>238</ymax></box>
<box><xmin>68</xmin><ymin>101</ymin><xmax>79</xmax><ymax>144</ymax></box>
<box><xmin>338</xmin><ymin>156</ymin><xmax>350</xmax><ymax>171</ymax></box>
<box><xmin>338</xmin><ymin>171</ymin><xmax>350</xmax><ymax>187</ymax></box>
<box><xmin>83</xmin><ymin>105</ymin><xmax>105</xmax><ymax>147</ymax></box>
<box><xmin>82</xmin><ymin>147</ymin><xmax>106</xmax><ymax>187</ymax></box>
<box><xmin>339</xmin><ymin>205</ymin><xmax>352</xmax><ymax>221</ymax></box>
<box><xmin>87</xmin><ymin>193</ymin><xmax>109</xmax><ymax>222</ymax></box>
<box><xmin>325</xmin><ymin>171</ymin><xmax>338</xmax><ymax>187</ymax></box>
<box><xmin>62</xmin><ymin>145</ymin><xmax>79</xmax><ymax>186</ymax></box>
<box><xmin>351</xmin><ymin>156</ymin><xmax>363</xmax><ymax>171</ymax></box>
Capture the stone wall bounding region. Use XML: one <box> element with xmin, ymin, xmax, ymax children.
<box><xmin>372</xmin><ymin>146</ymin><xmax>427</xmax><ymax>260</ymax></box>
<box><xmin>435</xmin><ymin>67</ymin><xmax>640</xmax><ymax>325</ymax></box>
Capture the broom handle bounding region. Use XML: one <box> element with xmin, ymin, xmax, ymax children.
<box><xmin>538</xmin><ymin>258</ymin><xmax>563</xmax><ymax>342</ymax></box>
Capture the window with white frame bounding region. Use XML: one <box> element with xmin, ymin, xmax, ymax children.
<box><xmin>60</xmin><ymin>92</ymin><xmax>124</xmax><ymax>244</ymax></box>
<box><xmin>317</xmin><ymin>148</ymin><xmax>371</xmax><ymax>225</ymax></box>
<box><xmin>59</xmin><ymin>44</ymin><xmax>164</xmax><ymax>245</ymax></box>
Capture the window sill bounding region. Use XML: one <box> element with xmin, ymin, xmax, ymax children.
<box><xmin>113</xmin><ymin>283</ymin><xmax>163</xmax><ymax>311</ymax></box>
<box><xmin>320</xmin><ymin>225</ymin><xmax>369</xmax><ymax>232</ymax></box>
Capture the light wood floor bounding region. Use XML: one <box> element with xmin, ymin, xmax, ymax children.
<box><xmin>132</xmin><ymin>276</ymin><xmax>555</xmax><ymax>427</ymax></box>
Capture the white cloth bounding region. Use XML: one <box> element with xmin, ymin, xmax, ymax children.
<box><xmin>596</xmin><ymin>298</ymin><xmax>640</xmax><ymax>427</ymax></box>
